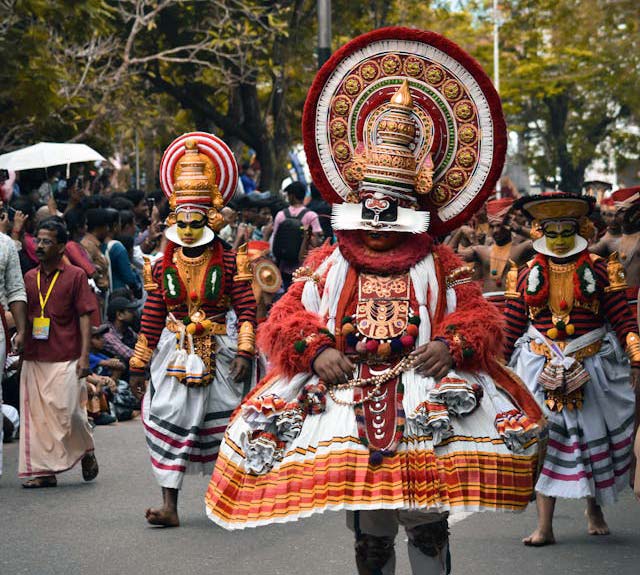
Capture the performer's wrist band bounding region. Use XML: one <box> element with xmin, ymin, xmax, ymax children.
<box><xmin>433</xmin><ymin>336</ymin><xmax>450</xmax><ymax>350</ymax></box>
<box><xmin>310</xmin><ymin>345</ymin><xmax>332</xmax><ymax>375</ymax></box>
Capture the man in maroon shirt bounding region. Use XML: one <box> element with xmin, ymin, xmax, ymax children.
<box><xmin>19</xmin><ymin>219</ymin><xmax>99</xmax><ymax>488</ymax></box>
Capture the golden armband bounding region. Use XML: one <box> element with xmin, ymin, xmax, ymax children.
<box><xmin>445</xmin><ymin>264</ymin><xmax>475</xmax><ymax>289</ymax></box>
<box><xmin>626</xmin><ymin>333</ymin><xmax>640</xmax><ymax>363</ymax></box>
<box><xmin>233</xmin><ymin>244</ymin><xmax>253</xmax><ymax>282</ymax></box>
<box><xmin>604</xmin><ymin>252</ymin><xmax>628</xmax><ymax>293</ymax></box>
<box><xmin>142</xmin><ymin>256</ymin><xmax>159</xmax><ymax>292</ymax></box>
<box><xmin>504</xmin><ymin>260</ymin><xmax>521</xmax><ymax>299</ymax></box>
<box><xmin>129</xmin><ymin>334</ymin><xmax>153</xmax><ymax>370</ymax></box>
<box><xmin>237</xmin><ymin>321</ymin><xmax>256</xmax><ymax>355</ymax></box>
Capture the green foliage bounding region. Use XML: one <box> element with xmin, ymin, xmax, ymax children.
<box><xmin>498</xmin><ymin>0</ymin><xmax>640</xmax><ymax>190</ymax></box>
<box><xmin>2</xmin><ymin>0</ymin><xmax>637</xmax><ymax>193</ymax></box>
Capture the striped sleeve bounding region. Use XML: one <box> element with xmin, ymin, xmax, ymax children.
<box><xmin>595</xmin><ymin>259</ymin><xmax>637</xmax><ymax>345</ymax></box>
<box><xmin>503</xmin><ymin>267</ymin><xmax>529</xmax><ymax>360</ymax></box>
<box><xmin>224</xmin><ymin>251</ymin><xmax>257</xmax><ymax>359</ymax></box>
<box><xmin>139</xmin><ymin>261</ymin><xmax>167</xmax><ymax>350</ymax></box>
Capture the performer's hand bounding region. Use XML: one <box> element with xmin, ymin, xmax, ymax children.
<box><xmin>230</xmin><ymin>356</ymin><xmax>252</xmax><ymax>383</ymax></box>
<box><xmin>312</xmin><ymin>348</ymin><xmax>355</xmax><ymax>385</ymax></box>
<box><xmin>129</xmin><ymin>375</ymin><xmax>147</xmax><ymax>400</ymax></box>
<box><xmin>631</xmin><ymin>367</ymin><xmax>640</xmax><ymax>392</ymax></box>
<box><xmin>410</xmin><ymin>341</ymin><xmax>453</xmax><ymax>381</ymax></box>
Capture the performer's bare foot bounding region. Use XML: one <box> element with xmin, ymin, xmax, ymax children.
<box><xmin>522</xmin><ymin>528</ymin><xmax>556</xmax><ymax>547</ymax></box>
<box><xmin>145</xmin><ymin>506</ymin><xmax>180</xmax><ymax>527</ymax></box>
<box><xmin>22</xmin><ymin>476</ymin><xmax>57</xmax><ymax>488</ymax></box>
<box><xmin>585</xmin><ymin>506</ymin><xmax>610</xmax><ymax>535</ymax></box>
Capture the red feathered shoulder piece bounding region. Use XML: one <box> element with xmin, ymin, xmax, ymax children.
<box><xmin>257</xmin><ymin>243</ymin><xmax>337</xmax><ymax>379</ymax></box>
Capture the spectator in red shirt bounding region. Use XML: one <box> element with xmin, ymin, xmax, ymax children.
<box><xmin>19</xmin><ymin>219</ymin><xmax>99</xmax><ymax>488</ymax></box>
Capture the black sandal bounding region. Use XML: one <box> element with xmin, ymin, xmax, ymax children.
<box><xmin>81</xmin><ymin>453</ymin><xmax>99</xmax><ymax>481</ymax></box>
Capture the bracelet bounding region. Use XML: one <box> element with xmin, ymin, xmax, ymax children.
<box><xmin>129</xmin><ymin>334</ymin><xmax>153</xmax><ymax>370</ymax></box>
<box><xmin>626</xmin><ymin>333</ymin><xmax>640</xmax><ymax>363</ymax></box>
<box><xmin>237</xmin><ymin>321</ymin><xmax>256</xmax><ymax>355</ymax></box>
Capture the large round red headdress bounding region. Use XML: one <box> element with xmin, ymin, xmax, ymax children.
<box><xmin>302</xmin><ymin>27</ymin><xmax>506</xmax><ymax>236</ymax></box>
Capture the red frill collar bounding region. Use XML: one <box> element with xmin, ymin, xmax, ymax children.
<box><xmin>335</xmin><ymin>230</ymin><xmax>434</xmax><ymax>274</ymax></box>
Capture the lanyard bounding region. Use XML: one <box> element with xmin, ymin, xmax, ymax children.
<box><xmin>36</xmin><ymin>270</ymin><xmax>60</xmax><ymax>318</ymax></box>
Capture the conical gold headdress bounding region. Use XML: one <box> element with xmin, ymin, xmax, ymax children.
<box><xmin>350</xmin><ymin>80</ymin><xmax>434</xmax><ymax>205</ymax></box>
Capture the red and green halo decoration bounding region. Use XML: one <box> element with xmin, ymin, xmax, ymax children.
<box><xmin>159</xmin><ymin>131</ymin><xmax>239</xmax><ymax>207</ymax></box>
<box><xmin>302</xmin><ymin>27</ymin><xmax>507</xmax><ymax>236</ymax></box>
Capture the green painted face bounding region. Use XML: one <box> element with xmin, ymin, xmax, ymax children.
<box><xmin>544</xmin><ymin>222</ymin><xmax>577</xmax><ymax>256</ymax></box>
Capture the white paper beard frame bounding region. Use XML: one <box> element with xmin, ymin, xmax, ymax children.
<box><xmin>165</xmin><ymin>224</ymin><xmax>215</xmax><ymax>248</ymax></box>
<box><xmin>533</xmin><ymin>235</ymin><xmax>588</xmax><ymax>259</ymax></box>
<box><xmin>331</xmin><ymin>203</ymin><xmax>430</xmax><ymax>234</ymax></box>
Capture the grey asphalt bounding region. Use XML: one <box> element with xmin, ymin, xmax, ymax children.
<box><xmin>1</xmin><ymin>419</ymin><xmax>639</xmax><ymax>575</ymax></box>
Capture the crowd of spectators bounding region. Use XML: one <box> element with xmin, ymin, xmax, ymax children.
<box><xmin>0</xmin><ymin>165</ymin><xmax>334</xmax><ymax>442</ymax></box>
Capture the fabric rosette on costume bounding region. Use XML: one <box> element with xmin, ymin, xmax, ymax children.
<box><xmin>204</xmin><ymin>27</ymin><xmax>544</xmax><ymax>531</ymax></box>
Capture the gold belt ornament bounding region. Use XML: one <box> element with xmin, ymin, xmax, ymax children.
<box><xmin>529</xmin><ymin>339</ymin><xmax>602</xmax><ymax>362</ymax></box>
<box><xmin>166</xmin><ymin>318</ymin><xmax>227</xmax><ymax>336</ymax></box>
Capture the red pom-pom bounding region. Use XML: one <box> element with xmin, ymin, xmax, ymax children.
<box><xmin>365</xmin><ymin>339</ymin><xmax>379</xmax><ymax>353</ymax></box>
<box><xmin>194</xmin><ymin>322</ymin><xmax>205</xmax><ymax>336</ymax></box>
<box><xmin>190</xmin><ymin>291</ymin><xmax>199</xmax><ymax>301</ymax></box>
<box><xmin>406</xmin><ymin>324</ymin><xmax>419</xmax><ymax>338</ymax></box>
<box><xmin>400</xmin><ymin>335</ymin><xmax>415</xmax><ymax>348</ymax></box>
<box><xmin>560</xmin><ymin>299</ymin><xmax>568</xmax><ymax>310</ymax></box>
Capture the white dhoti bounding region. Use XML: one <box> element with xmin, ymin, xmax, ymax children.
<box><xmin>142</xmin><ymin>327</ymin><xmax>254</xmax><ymax>489</ymax></box>
<box><xmin>509</xmin><ymin>327</ymin><xmax>635</xmax><ymax>505</ymax></box>
<box><xmin>18</xmin><ymin>360</ymin><xmax>95</xmax><ymax>478</ymax></box>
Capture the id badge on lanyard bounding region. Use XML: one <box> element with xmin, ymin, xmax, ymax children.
<box><xmin>32</xmin><ymin>316</ymin><xmax>51</xmax><ymax>340</ymax></box>
<box><xmin>33</xmin><ymin>269</ymin><xmax>60</xmax><ymax>341</ymax></box>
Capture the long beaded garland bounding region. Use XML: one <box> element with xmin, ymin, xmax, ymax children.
<box><xmin>326</xmin><ymin>356</ymin><xmax>415</xmax><ymax>407</ymax></box>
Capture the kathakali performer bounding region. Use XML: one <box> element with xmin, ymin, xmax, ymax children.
<box><xmin>503</xmin><ymin>193</ymin><xmax>640</xmax><ymax>546</ymax></box>
<box><xmin>129</xmin><ymin>132</ymin><xmax>257</xmax><ymax>527</ymax></box>
<box><xmin>205</xmin><ymin>28</ymin><xmax>545</xmax><ymax>575</ymax></box>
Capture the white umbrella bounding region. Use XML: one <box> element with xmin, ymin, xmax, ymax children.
<box><xmin>0</xmin><ymin>142</ymin><xmax>106</xmax><ymax>171</ymax></box>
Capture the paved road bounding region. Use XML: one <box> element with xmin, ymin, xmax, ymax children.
<box><xmin>1</xmin><ymin>419</ymin><xmax>639</xmax><ymax>574</ymax></box>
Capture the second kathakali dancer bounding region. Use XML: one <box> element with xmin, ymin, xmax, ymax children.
<box><xmin>129</xmin><ymin>133</ymin><xmax>257</xmax><ymax>527</ymax></box>
<box><xmin>504</xmin><ymin>192</ymin><xmax>640</xmax><ymax>546</ymax></box>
